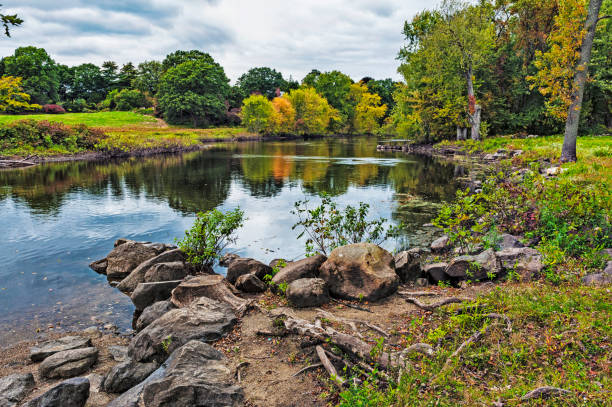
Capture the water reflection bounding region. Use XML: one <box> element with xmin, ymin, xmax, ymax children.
<box><xmin>0</xmin><ymin>136</ymin><xmax>463</xmax><ymax>345</ymax></box>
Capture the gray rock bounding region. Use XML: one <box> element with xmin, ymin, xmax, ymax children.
<box><xmin>0</xmin><ymin>373</ymin><xmax>34</xmax><ymax>407</ymax></box>
<box><xmin>23</xmin><ymin>377</ymin><xmax>89</xmax><ymax>407</ymax></box>
<box><xmin>82</xmin><ymin>327</ymin><xmax>101</xmax><ymax>338</ymax></box>
<box><xmin>219</xmin><ymin>253</ymin><xmax>240</xmax><ymax>267</ymax></box>
<box><xmin>135</xmin><ymin>301</ymin><xmax>176</xmax><ymax>331</ymax></box>
<box><xmin>414</xmin><ymin>278</ymin><xmax>429</xmax><ymax>287</ymax></box>
<box><xmin>286</xmin><ymin>278</ymin><xmax>330</xmax><ymax>308</ymax></box>
<box><xmin>102</xmin><ymin>360</ymin><xmax>158</xmax><ymax>393</ymax></box>
<box><xmin>105</xmin><ymin>358</ymin><xmax>170</xmax><ymax>407</ymax></box>
<box><xmin>483</xmin><ymin>153</ymin><xmax>495</xmax><ymax>160</ymax></box>
<box><xmin>496</xmin><ymin>247</ymin><xmax>543</xmax><ymax>281</ymax></box>
<box><xmin>88</xmin><ymin>258</ymin><xmax>107</xmax><ymax>274</ymax></box>
<box><xmin>141</xmin><ymin>340</ymin><xmax>243</xmax><ymax>407</ymax></box>
<box><xmin>423</xmin><ymin>262</ymin><xmax>449</xmax><ymax>282</ymax></box>
<box><xmin>271</xmin><ymin>254</ymin><xmax>327</xmax><ymax>286</ymax></box>
<box><xmin>446</xmin><ymin>249</ymin><xmax>500</xmax><ymax>280</ymax></box>
<box><xmin>117</xmin><ymin>249</ymin><xmax>186</xmax><ymax>293</ymax></box>
<box><xmin>83</xmin><ymin>374</ymin><xmax>109</xmax><ymax>407</ymax></box>
<box><xmin>108</xmin><ymin>346</ymin><xmax>129</xmax><ymax>362</ymax></box>
<box><xmin>39</xmin><ymin>347</ymin><xmax>98</xmax><ymax>379</ymax></box>
<box><xmin>234</xmin><ymin>273</ymin><xmax>266</xmax><ymax>293</ymax></box>
<box><xmin>128</xmin><ymin>296</ymin><xmax>237</xmax><ymax>363</ymax></box>
<box><xmin>319</xmin><ymin>243</ymin><xmax>399</xmax><ymax>301</ymax></box>
<box><xmin>394</xmin><ymin>250</ymin><xmax>422</xmax><ymax>282</ymax></box>
<box><xmin>269</xmin><ymin>258</ymin><xmax>289</xmax><ymax>269</ymax></box>
<box><xmin>226</xmin><ymin>258</ymin><xmax>272</xmax><ymax>284</ymax></box>
<box><xmin>430</xmin><ymin>235</ymin><xmax>450</xmax><ymax>253</ymax></box>
<box><xmin>144</xmin><ymin>261</ymin><xmax>188</xmax><ymax>283</ymax></box>
<box><xmin>131</xmin><ymin>280</ymin><xmax>182</xmax><ymax>311</ymax></box>
<box><xmin>106</xmin><ymin>241</ymin><xmax>160</xmax><ymax>281</ymax></box>
<box><xmin>499</xmin><ymin>234</ymin><xmax>525</xmax><ymax>250</ymax></box>
<box><xmin>30</xmin><ymin>336</ymin><xmax>92</xmax><ymax>362</ymax></box>
<box><xmin>582</xmin><ymin>271</ymin><xmax>612</xmax><ymax>286</ymax></box>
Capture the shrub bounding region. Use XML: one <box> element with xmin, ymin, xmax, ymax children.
<box><xmin>176</xmin><ymin>208</ymin><xmax>245</xmax><ymax>271</ymax></box>
<box><xmin>271</xmin><ymin>97</ymin><xmax>295</xmax><ymax>133</ymax></box>
<box><xmin>241</xmin><ymin>94</ymin><xmax>275</xmax><ymax>133</ymax></box>
<box><xmin>0</xmin><ymin>119</ymin><xmax>106</xmax><ymax>151</ymax></box>
<box><xmin>114</xmin><ymin>89</ymin><xmax>151</xmax><ymax>111</ymax></box>
<box><xmin>42</xmin><ymin>104</ymin><xmax>66</xmax><ymax>114</ymax></box>
<box><xmin>292</xmin><ymin>194</ymin><xmax>401</xmax><ymax>256</ymax></box>
<box><xmin>63</xmin><ymin>98</ymin><xmax>89</xmax><ymax>113</ymax></box>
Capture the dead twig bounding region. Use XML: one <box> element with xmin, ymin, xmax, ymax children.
<box><xmin>331</xmin><ymin>298</ymin><xmax>372</xmax><ymax>313</ymax></box>
<box><xmin>405</xmin><ymin>296</ymin><xmax>467</xmax><ymax>311</ymax></box>
<box><xmin>235</xmin><ymin>361</ymin><xmax>249</xmax><ymax>383</ymax></box>
<box><xmin>292</xmin><ymin>363</ymin><xmax>323</xmax><ymax>377</ymax></box>
<box><xmin>316</xmin><ymin>345</ymin><xmax>346</xmax><ymax>387</ymax></box>
<box><xmin>520</xmin><ymin>386</ymin><xmax>571</xmax><ymax>401</ymax></box>
<box><xmin>484</xmin><ymin>313</ymin><xmax>512</xmax><ymax>333</ymax></box>
<box><xmin>397</xmin><ymin>290</ymin><xmax>438</xmax><ymax>297</ymax></box>
<box><xmin>316</xmin><ymin>309</ymin><xmax>389</xmax><ymax>338</ymax></box>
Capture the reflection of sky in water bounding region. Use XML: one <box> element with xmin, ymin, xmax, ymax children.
<box><xmin>0</xmin><ymin>137</ymin><xmax>463</xmax><ymax>343</ymax></box>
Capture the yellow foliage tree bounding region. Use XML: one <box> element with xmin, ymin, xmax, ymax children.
<box><xmin>271</xmin><ymin>97</ymin><xmax>296</xmax><ymax>133</ymax></box>
<box><xmin>284</xmin><ymin>87</ymin><xmax>338</xmax><ymax>135</ymax></box>
<box><xmin>0</xmin><ymin>75</ymin><xmax>41</xmax><ymax>112</ymax></box>
<box><xmin>349</xmin><ymin>83</ymin><xmax>387</xmax><ymax>134</ymax></box>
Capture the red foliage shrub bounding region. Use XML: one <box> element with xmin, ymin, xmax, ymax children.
<box><xmin>42</xmin><ymin>104</ymin><xmax>66</xmax><ymax>114</ymax></box>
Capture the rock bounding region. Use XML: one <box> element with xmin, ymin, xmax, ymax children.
<box><xmin>219</xmin><ymin>253</ymin><xmax>240</xmax><ymax>267</ymax></box>
<box><xmin>135</xmin><ymin>301</ymin><xmax>176</xmax><ymax>331</ymax></box>
<box><xmin>23</xmin><ymin>377</ymin><xmax>89</xmax><ymax>407</ymax></box>
<box><xmin>129</xmin><ymin>296</ymin><xmax>236</xmax><ymax>363</ymax></box>
<box><xmin>108</xmin><ymin>346</ymin><xmax>129</xmax><ymax>362</ymax></box>
<box><xmin>319</xmin><ymin>243</ymin><xmax>399</xmax><ymax>301</ymax></box>
<box><xmin>582</xmin><ymin>271</ymin><xmax>612</xmax><ymax>286</ymax></box>
<box><xmin>445</xmin><ymin>249</ymin><xmax>501</xmax><ymax>280</ymax></box>
<box><xmin>271</xmin><ymin>254</ymin><xmax>327</xmax><ymax>286</ymax></box>
<box><xmin>544</xmin><ymin>166</ymin><xmax>561</xmax><ymax>176</ymax></box>
<box><xmin>483</xmin><ymin>153</ymin><xmax>495</xmax><ymax>160</ymax></box>
<box><xmin>226</xmin><ymin>258</ymin><xmax>272</xmax><ymax>284</ymax></box>
<box><xmin>0</xmin><ymin>373</ymin><xmax>34</xmax><ymax>407</ymax></box>
<box><xmin>394</xmin><ymin>250</ymin><xmax>422</xmax><ymax>282</ymax></box>
<box><xmin>423</xmin><ymin>262</ymin><xmax>449</xmax><ymax>282</ymax></box>
<box><xmin>496</xmin><ymin>247</ymin><xmax>543</xmax><ymax>281</ymax></box>
<box><xmin>105</xmin><ymin>359</ymin><xmax>169</xmax><ymax>407</ymax></box>
<box><xmin>30</xmin><ymin>336</ymin><xmax>92</xmax><ymax>362</ymax></box>
<box><xmin>143</xmin><ymin>242</ymin><xmax>172</xmax><ymax>254</ymax></box>
<box><xmin>82</xmin><ymin>327</ymin><xmax>101</xmax><ymax>338</ymax></box>
<box><xmin>88</xmin><ymin>258</ymin><xmax>107</xmax><ymax>274</ymax></box>
<box><xmin>234</xmin><ymin>273</ymin><xmax>266</xmax><ymax>293</ymax></box>
<box><xmin>430</xmin><ymin>235</ymin><xmax>450</xmax><ymax>253</ymax></box>
<box><xmin>286</xmin><ymin>278</ymin><xmax>330</xmax><ymax>308</ymax></box>
<box><xmin>117</xmin><ymin>249</ymin><xmax>186</xmax><ymax>293</ymax></box>
<box><xmin>114</xmin><ymin>238</ymin><xmax>130</xmax><ymax>247</ymax></box>
<box><xmin>131</xmin><ymin>280</ymin><xmax>183</xmax><ymax>311</ymax></box>
<box><xmin>106</xmin><ymin>241</ymin><xmax>159</xmax><ymax>281</ymax></box>
<box><xmin>141</xmin><ymin>340</ymin><xmax>243</xmax><ymax>407</ymax></box>
<box><xmin>169</xmin><ymin>275</ymin><xmax>249</xmax><ymax>315</ymax></box>
<box><xmin>492</xmin><ymin>152</ymin><xmax>508</xmax><ymax>159</ymax></box>
<box><xmin>499</xmin><ymin>234</ymin><xmax>525</xmax><ymax>250</ymax></box>
<box><xmin>414</xmin><ymin>278</ymin><xmax>429</xmax><ymax>287</ymax></box>
<box><xmin>102</xmin><ymin>360</ymin><xmax>159</xmax><ymax>393</ymax></box>
<box><xmin>83</xmin><ymin>374</ymin><xmax>110</xmax><ymax>407</ymax></box>
<box><xmin>144</xmin><ymin>261</ymin><xmax>188</xmax><ymax>283</ymax></box>
<box><xmin>269</xmin><ymin>258</ymin><xmax>288</xmax><ymax>269</ymax></box>
<box><xmin>39</xmin><ymin>347</ymin><xmax>98</xmax><ymax>379</ymax></box>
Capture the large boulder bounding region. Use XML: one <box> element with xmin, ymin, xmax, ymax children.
<box><xmin>23</xmin><ymin>377</ymin><xmax>89</xmax><ymax>407</ymax></box>
<box><xmin>129</xmin><ymin>296</ymin><xmax>237</xmax><ymax>363</ymax></box>
<box><xmin>234</xmin><ymin>273</ymin><xmax>266</xmax><ymax>293</ymax></box>
<box><xmin>430</xmin><ymin>235</ymin><xmax>450</xmax><ymax>253</ymax></box>
<box><xmin>226</xmin><ymin>258</ymin><xmax>271</xmax><ymax>284</ymax></box>
<box><xmin>131</xmin><ymin>280</ymin><xmax>183</xmax><ymax>311</ymax></box>
<box><xmin>445</xmin><ymin>248</ymin><xmax>501</xmax><ymax>280</ymax></box>
<box><xmin>496</xmin><ymin>247</ymin><xmax>543</xmax><ymax>281</ymax></box>
<box><xmin>423</xmin><ymin>262</ymin><xmax>449</xmax><ymax>282</ymax></box>
<box><xmin>144</xmin><ymin>261</ymin><xmax>188</xmax><ymax>283</ymax></box>
<box><xmin>286</xmin><ymin>278</ymin><xmax>330</xmax><ymax>308</ymax></box>
<box><xmin>219</xmin><ymin>253</ymin><xmax>240</xmax><ymax>267</ymax></box>
<box><xmin>30</xmin><ymin>336</ymin><xmax>92</xmax><ymax>362</ymax></box>
<box><xmin>0</xmin><ymin>373</ymin><xmax>34</xmax><ymax>407</ymax></box>
<box><xmin>106</xmin><ymin>241</ymin><xmax>160</xmax><ymax>281</ymax></box>
<box><xmin>271</xmin><ymin>254</ymin><xmax>327</xmax><ymax>286</ymax></box>
<box><xmin>170</xmin><ymin>275</ymin><xmax>249</xmax><ymax>314</ymax></box>
<box><xmin>394</xmin><ymin>249</ymin><xmax>422</xmax><ymax>282</ymax></box>
<box><xmin>117</xmin><ymin>249</ymin><xmax>186</xmax><ymax>294</ymax></box>
<box><xmin>135</xmin><ymin>301</ymin><xmax>176</xmax><ymax>331</ymax></box>
<box><xmin>141</xmin><ymin>340</ymin><xmax>243</xmax><ymax>407</ymax></box>
<box><xmin>39</xmin><ymin>347</ymin><xmax>98</xmax><ymax>379</ymax></box>
<box><xmin>499</xmin><ymin>234</ymin><xmax>525</xmax><ymax>250</ymax></box>
<box><xmin>101</xmin><ymin>360</ymin><xmax>158</xmax><ymax>393</ymax></box>
<box><xmin>319</xmin><ymin>243</ymin><xmax>399</xmax><ymax>301</ymax></box>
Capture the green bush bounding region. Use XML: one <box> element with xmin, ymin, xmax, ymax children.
<box><xmin>176</xmin><ymin>208</ymin><xmax>245</xmax><ymax>271</ymax></box>
<box><xmin>241</xmin><ymin>94</ymin><xmax>275</xmax><ymax>133</ymax></box>
<box><xmin>102</xmin><ymin>89</ymin><xmax>151</xmax><ymax>111</ymax></box>
<box><xmin>0</xmin><ymin>119</ymin><xmax>106</xmax><ymax>151</ymax></box>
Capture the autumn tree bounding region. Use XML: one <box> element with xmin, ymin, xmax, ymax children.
<box><xmin>349</xmin><ymin>83</ymin><xmax>387</xmax><ymax>134</ymax></box>
<box><xmin>241</xmin><ymin>94</ymin><xmax>275</xmax><ymax>133</ymax></box>
<box><xmin>284</xmin><ymin>87</ymin><xmax>338</xmax><ymax>135</ymax></box>
<box><xmin>0</xmin><ymin>76</ymin><xmax>40</xmax><ymax>112</ymax></box>
<box><xmin>272</xmin><ymin>97</ymin><xmax>296</xmax><ymax>133</ymax></box>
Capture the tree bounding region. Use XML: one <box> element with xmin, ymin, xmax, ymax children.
<box><xmin>1</xmin><ymin>7</ymin><xmax>22</xmax><ymax>37</ymax></box>
<box><xmin>0</xmin><ymin>76</ymin><xmax>40</xmax><ymax>112</ymax></box>
<box><xmin>157</xmin><ymin>59</ymin><xmax>230</xmax><ymax>127</ymax></box>
<box><xmin>272</xmin><ymin>96</ymin><xmax>296</xmax><ymax>133</ymax></box>
<box><xmin>237</xmin><ymin>67</ymin><xmax>286</xmax><ymax>99</ymax></box>
<box><xmin>349</xmin><ymin>83</ymin><xmax>387</xmax><ymax>134</ymax></box>
<box><xmin>365</xmin><ymin>78</ymin><xmax>396</xmax><ymax>115</ymax></box>
<box><xmin>101</xmin><ymin>61</ymin><xmax>119</xmax><ymax>92</ymax></box>
<box><xmin>1</xmin><ymin>46</ymin><xmax>59</xmax><ymax>104</ymax></box>
<box><xmin>70</xmin><ymin>63</ymin><xmax>106</xmax><ymax>103</ymax></box>
<box><xmin>284</xmin><ymin>87</ymin><xmax>338</xmax><ymax>135</ymax></box>
<box><xmin>302</xmin><ymin>69</ymin><xmax>322</xmax><ymax>87</ymax></box>
<box><xmin>161</xmin><ymin>50</ymin><xmax>216</xmax><ymax>72</ymax></box>
<box><xmin>241</xmin><ymin>94</ymin><xmax>275</xmax><ymax>133</ymax></box>
<box><xmin>132</xmin><ymin>60</ymin><xmax>162</xmax><ymax>96</ymax></box>
<box><xmin>118</xmin><ymin>62</ymin><xmax>137</xmax><ymax>89</ymax></box>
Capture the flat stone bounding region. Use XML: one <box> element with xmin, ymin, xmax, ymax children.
<box><xmin>23</xmin><ymin>377</ymin><xmax>89</xmax><ymax>407</ymax></box>
<box><xmin>445</xmin><ymin>249</ymin><xmax>501</xmax><ymax>280</ymax></box>
<box><xmin>30</xmin><ymin>336</ymin><xmax>92</xmax><ymax>362</ymax></box>
<box><xmin>0</xmin><ymin>373</ymin><xmax>34</xmax><ymax>407</ymax></box>
<box><xmin>135</xmin><ymin>301</ymin><xmax>176</xmax><ymax>331</ymax></box>
<box><xmin>226</xmin><ymin>258</ymin><xmax>272</xmax><ymax>284</ymax></box>
<box><xmin>108</xmin><ymin>346</ymin><xmax>129</xmax><ymax>362</ymax></box>
<box><xmin>106</xmin><ymin>241</ymin><xmax>159</xmax><ymax>281</ymax></box>
<box><xmin>423</xmin><ymin>262</ymin><xmax>449</xmax><ymax>282</ymax></box>
<box><xmin>143</xmin><ymin>261</ymin><xmax>188</xmax><ymax>283</ymax></box>
<box><xmin>128</xmin><ymin>296</ymin><xmax>237</xmax><ymax>363</ymax></box>
<box><xmin>117</xmin><ymin>249</ymin><xmax>186</xmax><ymax>293</ymax></box>
<box><xmin>131</xmin><ymin>280</ymin><xmax>182</xmax><ymax>311</ymax></box>
<box><xmin>235</xmin><ymin>273</ymin><xmax>266</xmax><ymax>293</ymax></box>
<box><xmin>582</xmin><ymin>272</ymin><xmax>612</xmax><ymax>286</ymax></box>
<box><xmin>105</xmin><ymin>356</ymin><xmax>170</xmax><ymax>407</ymax></box>
<box><xmin>499</xmin><ymin>234</ymin><xmax>525</xmax><ymax>250</ymax></box>
<box><xmin>39</xmin><ymin>347</ymin><xmax>98</xmax><ymax>379</ymax></box>
<box><xmin>102</xmin><ymin>360</ymin><xmax>158</xmax><ymax>393</ymax></box>
<box><xmin>394</xmin><ymin>250</ymin><xmax>422</xmax><ymax>282</ymax></box>
<box><xmin>88</xmin><ymin>258</ymin><xmax>107</xmax><ymax>274</ymax></box>
<box><xmin>286</xmin><ymin>278</ymin><xmax>330</xmax><ymax>308</ymax></box>
<box><xmin>430</xmin><ymin>235</ymin><xmax>450</xmax><ymax>253</ymax></box>
<box><xmin>272</xmin><ymin>254</ymin><xmax>327</xmax><ymax>286</ymax></box>
<box><xmin>219</xmin><ymin>253</ymin><xmax>240</xmax><ymax>267</ymax></box>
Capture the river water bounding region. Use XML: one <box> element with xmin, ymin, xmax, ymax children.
<box><xmin>0</xmin><ymin>136</ymin><xmax>464</xmax><ymax>346</ymax></box>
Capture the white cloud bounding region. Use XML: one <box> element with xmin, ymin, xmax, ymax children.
<box><xmin>0</xmin><ymin>0</ymin><xmax>434</xmax><ymax>82</ymax></box>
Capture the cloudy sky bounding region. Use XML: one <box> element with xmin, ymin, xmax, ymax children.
<box><xmin>0</xmin><ymin>0</ymin><xmax>433</xmax><ymax>83</ymax></box>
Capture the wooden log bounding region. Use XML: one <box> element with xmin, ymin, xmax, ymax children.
<box><xmin>316</xmin><ymin>345</ymin><xmax>345</xmax><ymax>386</ymax></box>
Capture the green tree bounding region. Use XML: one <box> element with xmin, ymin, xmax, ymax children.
<box><xmin>157</xmin><ymin>59</ymin><xmax>230</xmax><ymax>127</ymax></box>
<box><xmin>237</xmin><ymin>67</ymin><xmax>286</xmax><ymax>99</ymax></box>
<box><xmin>70</xmin><ymin>63</ymin><xmax>106</xmax><ymax>103</ymax></box>
<box><xmin>133</xmin><ymin>60</ymin><xmax>162</xmax><ymax>96</ymax></box>
<box><xmin>161</xmin><ymin>50</ymin><xmax>216</xmax><ymax>72</ymax></box>
<box><xmin>101</xmin><ymin>61</ymin><xmax>119</xmax><ymax>92</ymax></box>
<box><xmin>1</xmin><ymin>46</ymin><xmax>59</xmax><ymax>104</ymax></box>
<box><xmin>285</xmin><ymin>87</ymin><xmax>338</xmax><ymax>135</ymax></box>
<box><xmin>118</xmin><ymin>62</ymin><xmax>137</xmax><ymax>89</ymax></box>
<box><xmin>364</xmin><ymin>78</ymin><xmax>396</xmax><ymax>115</ymax></box>
<box><xmin>301</xmin><ymin>69</ymin><xmax>321</xmax><ymax>87</ymax></box>
<box><xmin>349</xmin><ymin>83</ymin><xmax>387</xmax><ymax>134</ymax></box>
<box><xmin>241</xmin><ymin>94</ymin><xmax>275</xmax><ymax>133</ymax></box>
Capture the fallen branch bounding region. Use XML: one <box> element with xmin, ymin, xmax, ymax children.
<box><xmin>405</xmin><ymin>297</ymin><xmax>466</xmax><ymax>311</ymax></box>
<box><xmin>316</xmin><ymin>309</ymin><xmax>389</xmax><ymax>338</ymax></box>
<box><xmin>521</xmin><ymin>386</ymin><xmax>571</xmax><ymax>401</ymax></box>
<box><xmin>331</xmin><ymin>298</ymin><xmax>372</xmax><ymax>313</ymax></box>
<box><xmin>292</xmin><ymin>363</ymin><xmax>323</xmax><ymax>377</ymax></box>
<box><xmin>235</xmin><ymin>361</ymin><xmax>249</xmax><ymax>383</ymax></box>
<box><xmin>256</xmin><ymin>329</ymin><xmax>288</xmax><ymax>337</ymax></box>
<box><xmin>403</xmin><ymin>343</ymin><xmax>435</xmax><ymax>357</ymax></box>
<box><xmin>316</xmin><ymin>345</ymin><xmax>346</xmax><ymax>387</ymax></box>
<box><xmin>484</xmin><ymin>313</ymin><xmax>512</xmax><ymax>333</ymax></box>
<box><xmin>397</xmin><ymin>290</ymin><xmax>438</xmax><ymax>297</ymax></box>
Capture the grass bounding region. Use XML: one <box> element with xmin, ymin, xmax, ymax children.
<box><xmin>0</xmin><ymin>111</ymin><xmax>157</xmax><ymax>127</ymax></box>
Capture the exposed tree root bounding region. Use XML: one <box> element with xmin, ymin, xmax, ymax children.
<box><xmin>316</xmin><ymin>345</ymin><xmax>346</xmax><ymax>387</ymax></box>
<box><xmin>316</xmin><ymin>309</ymin><xmax>389</xmax><ymax>338</ymax></box>
<box><xmin>331</xmin><ymin>298</ymin><xmax>372</xmax><ymax>313</ymax></box>
<box><xmin>521</xmin><ymin>386</ymin><xmax>571</xmax><ymax>401</ymax></box>
<box><xmin>292</xmin><ymin>363</ymin><xmax>323</xmax><ymax>377</ymax></box>
<box><xmin>397</xmin><ymin>290</ymin><xmax>438</xmax><ymax>297</ymax></box>
<box><xmin>404</xmin><ymin>296</ymin><xmax>467</xmax><ymax>311</ymax></box>
<box><xmin>485</xmin><ymin>313</ymin><xmax>512</xmax><ymax>333</ymax></box>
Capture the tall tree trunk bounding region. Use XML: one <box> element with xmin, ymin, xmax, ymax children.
<box><xmin>561</xmin><ymin>0</ymin><xmax>603</xmax><ymax>162</ymax></box>
<box><xmin>465</xmin><ymin>66</ymin><xmax>481</xmax><ymax>141</ymax></box>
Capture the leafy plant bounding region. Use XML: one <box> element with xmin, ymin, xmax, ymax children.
<box><xmin>176</xmin><ymin>208</ymin><xmax>245</xmax><ymax>271</ymax></box>
<box><xmin>161</xmin><ymin>335</ymin><xmax>172</xmax><ymax>354</ymax></box>
<box><xmin>292</xmin><ymin>193</ymin><xmax>401</xmax><ymax>256</ymax></box>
